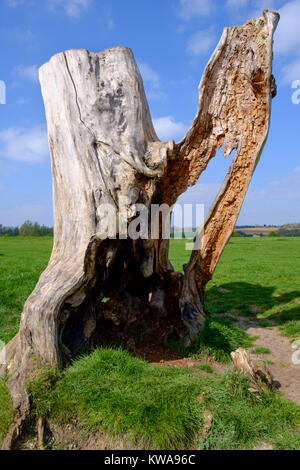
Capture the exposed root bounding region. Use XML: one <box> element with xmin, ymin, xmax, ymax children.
<box><xmin>1</xmin><ymin>348</ymin><xmax>43</xmax><ymax>450</ymax></box>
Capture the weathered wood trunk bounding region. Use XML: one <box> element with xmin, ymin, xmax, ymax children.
<box><xmin>20</xmin><ymin>46</ymin><xmax>176</xmax><ymax>367</ymax></box>
<box><xmin>1</xmin><ymin>10</ymin><xmax>279</xmax><ymax>448</ymax></box>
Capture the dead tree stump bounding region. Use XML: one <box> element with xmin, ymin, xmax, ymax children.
<box><xmin>1</xmin><ymin>10</ymin><xmax>279</xmax><ymax>449</ymax></box>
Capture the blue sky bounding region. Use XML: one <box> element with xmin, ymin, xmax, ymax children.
<box><xmin>0</xmin><ymin>0</ymin><xmax>299</xmax><ymax>227</ymax></box>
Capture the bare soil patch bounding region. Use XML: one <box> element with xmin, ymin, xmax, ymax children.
<box><xmin>246</xmin><ymin>326</ymin><xmax>300</xmax><ymax>406</ymax></box>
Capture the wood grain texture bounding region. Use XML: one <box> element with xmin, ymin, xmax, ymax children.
<box><xmin>19</xmin><ymin>47</ymin><xmax>173</xmax><ymax>366</ymax></box>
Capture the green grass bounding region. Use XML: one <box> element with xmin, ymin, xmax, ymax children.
<box><xmin>0</xmin><ymin>237</ymin><xmax>53</xmax><ymax>344</ymax></box>
<box><xmin>27</xmin><ymin>348</ymin><xmax>300</xmax><ymax>450</ymax></box>
<box><xmin>170</xmin><ymin>237</ymin><xmax>300</xmax><ymax>336</ymax></box>
<box><xmin>178</xmin><ymin>313</ymin><xmax>255</xmax><ymax>362</ymax></box>
<box><xmin>198</xmin><ymin>371</ymin><xmax>300</xmax><ymax>450</ymax></box>
<box><xmin>1</xmin><ymin>237</ymin><xmax>300</xmax><ymax>345</ymax></box>
<box><xmin>251</xmin><ymin>346</ymin><xmax>271</xmax><ymax>355</ymax></box>
<box><xmin>28</xmin><ymin>349</ymin><xmax>204</xmax><ymax>450</ymax></box>
<box><xmin>0</xmin><ymin>378</ymin><xmax>14</xmax><ymax>447</ymax></box>
<box><xmin>196</xmin><ymin>364</ymin><xmax>214</xmax><ymax>374</ymax></box>
<box><xmin>279</xmin><ymin>321</ymin><xmax>300</xmax><ymax>338</ymax></box>
<box><xmin>1</xmin><ymin>236</ymin><xmax>300</xmax><ymax>449</ymax></box>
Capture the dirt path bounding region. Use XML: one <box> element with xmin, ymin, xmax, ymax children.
<box><xmin>246</xmin><ymin>326</ymin><xmax>300</xmax><ymax>406</ymax></box>
<box><xmin>151</xmin><ymin>321</ymin><xmax>300</xmax><ymax>407</ymax></box>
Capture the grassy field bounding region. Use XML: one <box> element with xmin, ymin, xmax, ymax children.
<box><xmin>1</xmin><ymin>236</ymin><xmax>300</xmax><ymax>449</ymax></box>
<box><xmin>0</xmin><ymin>237</ymin><xmax>53</xmax><ymax>344</ymax></box>
<box><xmin>1</xmin><ymin>236</ymin><xmax>300</xmax><ymax>345</ymax></box>
<box><xmin>171</xmin><ymin>237</ymin><xmax>300</xmax><ymax>337</ymax></box>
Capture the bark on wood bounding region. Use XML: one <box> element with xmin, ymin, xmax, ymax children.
<box><xmin>3</xmin><ymin>11</ymin><xmax>279</xmax><ymax>447</ymax></box>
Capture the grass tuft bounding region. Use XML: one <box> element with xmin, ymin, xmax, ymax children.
<box><xmin>196</xmin><ymin>364</ymin><xmax>214</xmax><ymax>374</ymax></box>
<box><xmin>279</xmin><ymin>321</ymin><xmax>300</xmax><ymax>339</ymax></box>
<box><xmin>28</xmin><ymin>348</ymin><xmax>300</xmax><ymax>450</ymax></box>
<box><xmin>252</xmin><ymin>347</ymin><xmax>271</xmax><ymax>355</ymax></box>
<box><xmin>28</xmin><ymin>349</ymin><xmax>205</xmax><ymax>450</ymax></box>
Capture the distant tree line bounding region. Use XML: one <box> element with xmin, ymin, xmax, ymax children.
<box><xmin>236</xmin><ymin>224</ymin><xmax>278</xmax><ymax>229</ymax></box>
<box><xmin>233</xmin><ymin>231</ymin><xmax>280</xmax><ymax>238</ymax></box>
<box><xmin>1</xmin><ymin>221</ymin><xmax>300</xmax><ymax>238</ymax></box>
<box><xmin>277</xmin><ymin>228</ymin><xmax>300</xmax><ymax>237</ymax></box>
<box><xmin>233</xmin><ymin>227</ymin><xmax>300</xmax><ymax>238</ymax></box>
<box><xmin>0</xmin><ymin>224</ymin><xmax>19</xmax><ymax>236</ymax></box>
<box><xmin>0</xmin><ymin>221</ymin><xmax>53</xmax><ymax>237</ymax></box>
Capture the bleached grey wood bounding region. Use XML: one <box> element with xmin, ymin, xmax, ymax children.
<box><xmin>20</xmin><ymin>47</ymin><xmax>173</xmax><ymax>366</ymax></box>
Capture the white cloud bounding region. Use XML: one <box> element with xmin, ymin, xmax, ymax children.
<box><xmin>227</xmin><ymin>0</ymin><xmax>277</xmax><ymax>11</ymax></box>
<box><xmin>153</xmin><ymin>116</ymin><xmax>187</xmax><ymax>142</ymax></box>
<box><xmin>178</xmin><ymin>0</ymin><xmax>213</xmax><ymax>21</ymax></box>
<box><xmin>274</xmin><ymin>0</ymin><xmax>300</xmax><ymax>55</ymax></box>
<box><xmin>247</xmin><ymin>187</ymin><xmax>300</xmax><ymax>202</ymax></box>
<box><xmin>281</xmin><ymin>58</ymin><xmax>300</xmax><ymax>83</ymax></box>
<box><xmin>138</xmin><ymin>62</ymin><xmax>160</xmax><ymax>89</ymax></box>
<box><xmin>176</xmin><ymin>182</ymin><xmax>224</xmax><ymax>226</ymax></box>
<box><xmin>14</xmin><ymin>64</ymin><xmax>39</xmax><ymax>82</ymax></box>
<box><xmin>5</xmin><ymin>0</ymin><xmax>26</xmax><ymax>6</ymax></box>
<box><xmin>137</xmin><ymin>62</ymin><xmax>167</xmax><ymax>100</ymax></box>
<box><xmin>49</xmin><ymin>0</ymin><xmax>91</xmax><ymax>18</ymax></box>
<box><xmin>147</xmin><ymin>91</ymin><xmax>168</xmax><ymax>100</ymax></box>
<box><xmin>239</xmin><ymin>166</ymin><xmax>300</xmax><ymax>225</ymax></box>
<box><xmin>273</xmin><ymin>1</ymin><xmax>300</xmax><ymax>86</ymax></box>
<box><xmin>15</xmin><ymin>98</ymin><xmax>31</xmax><ymax>105</ymax></box>
<box><xmin>254</xmin><ymin>0</ymin><xmax>277</xmax><ymax>12</ymax></box>
<box><xmin>107</xmin><ymin>18</ymin><xmax>114</xmax><ymax>31</ymax></box>
<box><xmin>186</xmin><ymin>28</ymin><xmax>216</xmax><ymax>56</ymax></box>
<box><xmin>178</xmin><ymin>182</ymin><xmax>220</xmax><ymax>204</ymax></box>
<box><xmin>226</xmin><ymin>0</ymin><xmax>248</xmax><ymax>8</ymax></box>
<box><xmin>179</xmin><ymin>165</ymin><xmax>300</xmax><ymax>226</ymax></box>
<box><xmin>4</xmin><ymin>27</ymin><xmax>33</xmax><ymax>44</ymax></box>
<box><xmin>226</xmin><ymin>0</ymin><xmax>278</xmax><ymax>21</ymax></box>
<box><xmin>0</xmin><ymin>126</ymin><xmax>49</xmax><ymax>164</ymax></box>
<box><xmin>247</xmin><ymin>168</ymin><xmax>300</xmax><ymax>203</ymax></box>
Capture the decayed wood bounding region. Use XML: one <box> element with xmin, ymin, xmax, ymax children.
<box><xmin>157</xmin><ymin>10</ymin><xmax>279</xmax><ymax>339</ymax></box>
<box><xmin>37</xmin><ymin>416</ymin><xmax>45</xmax><ymax>450</ymax></box>
<box><xmin>231</xmin><ymin>348</ymin><xmax>274</xmax><ymax>391</ymax></box>
<box><xmin>3</xmin><ymin>11</ymin><xmax>279</xmax><ymax>436</ymax></box>
<box><xmin>157</xmin><ymin>11</ymin><xmax>279</xmax><ymax>334</ymax></box>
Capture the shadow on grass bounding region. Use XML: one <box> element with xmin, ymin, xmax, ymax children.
<box><xmin>206</xmin><ymin>282</ymin><xmax>300</xmax><ymax>328</ymax></box>
<box><xmin>171</xmin><ymin>282</ymin><xmax>300</xmax><ymax>363</ymax></box>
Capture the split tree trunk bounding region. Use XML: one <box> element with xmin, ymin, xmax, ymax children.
<box><xmin>2</xmin><ymin>11</ymin><xmax>279</xmax><ymax>444</ymax></box>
